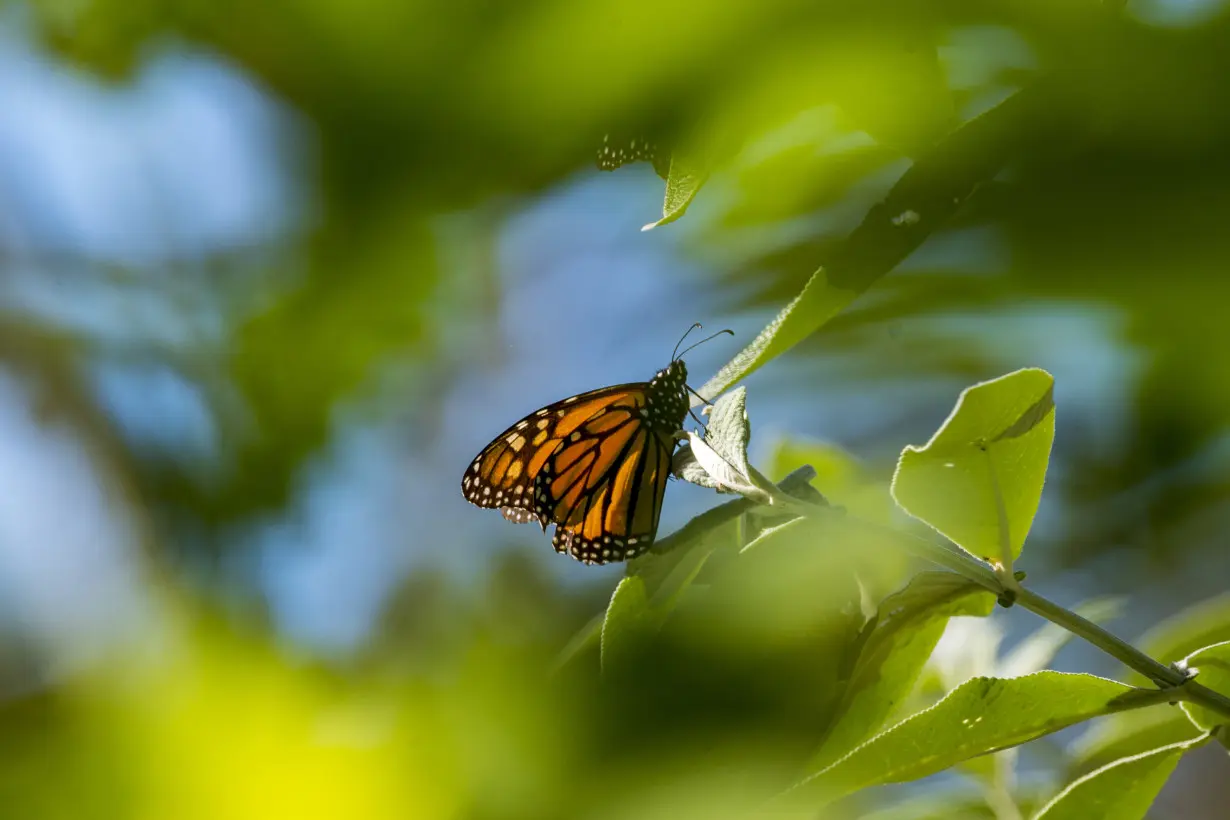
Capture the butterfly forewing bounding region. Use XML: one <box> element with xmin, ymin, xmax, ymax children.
<box><xmin>461</xmin><ymin>361</ymin><xmax>690</xmax><ymax>565</ymax></box>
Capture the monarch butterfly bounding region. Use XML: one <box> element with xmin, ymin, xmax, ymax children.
<box><xmin>461</xmin><ymin>326</ymin><xmax>730</xmax><ymax>565</ymax></box>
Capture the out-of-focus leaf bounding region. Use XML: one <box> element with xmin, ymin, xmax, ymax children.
<box><xmin>825</xmin><ymin>24</ymin><xmax>953</xmax><ymax>156</ymax></box>
<box><xmin>1127</xmin><ymin>593</ymin><xmax>1230</xmax><ymax>685</ymax></box>
<box><xmin>1179</xmin><ymin>641</ymin><xmax>1230</xmax><ymax>733</ymax></box>
<box><xmin>601</xmin><ymin>576</ymin><xmax>661</xmax><ymax>674</ymax></box>
<box><xmin>770</xmin><ymin>439</ymin><xmax>891</xmax><ymax>522</ymax></box>
<box><xmin>224</xmin><ymin>217</ymin><xmax>438</xmax><ymax>516</ymax></box>
<box><xmin>552</xmin><ymin>613</ymin><xmax>604</xmax><ymax>674</ymax></box>
<box><xmin>622</xmin><ymin>467</ymin><xmax>817</xmax><ymax>618</ymax></box>
<box><xmin>809</xmin><ymin>572</ymin><xmax>995</xmax><ymax>771</ymax></box>
<box><xmin>999</xmin><ymin>597</ymin><xmax>1125</xmax><ymax>678</ymax></box>
<box><xmin>892</xmin><ymin>369</ymin><xmax>1055</xmax><ymax>564</ymax></box>
<box><xmin>697</xmin><ymin>86</ymin><xmax>1043</xmax><ymax>401</ymax></box>
<box><xmin>918</xmin><ymin>617</ymin><xmax>1006</xmax><ymax>701</ymax></box>
<box><xmin>790</xmin><ymin>673</ymin><xmax>1153</xmax><ymax>807</ymax></box>
<box><xmin>740</xmin><ymin>517</ymin><xmax>807</xmax><ymax>554</ymax></box>
<box><xmin>1033</xmin><ymin>735</ymin><xmax>1210</xmax><ymax>820</ymax></box>
<box><xmin>1068</xmin><ymin>705</ymin><xmax>1204</xmax><ymax>777</ymax></box>
<box><xmin>856</xmin><ymin>793</ymin><xmax>1000</xmax><ymax>820</ymax></box>
<box><xmin>643</xmin><ymin>150</ymin><xmax>710</xmax><ymax>230</ymax></box>
<box><xmin>628</xmin><ymin>519</ymin><xmax>739</xmax><ymax>607</ymax></box>
<box><xmin>771</xmin><ymin>439</ymin><xmax>860</xmax><ymax>497</ymax></box>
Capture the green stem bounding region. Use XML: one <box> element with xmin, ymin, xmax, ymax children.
<box><xmin>1016</xmin><ymin>588</ymin><xmax>1230</xmax><ymax>720</ymax></box>
<box><xmin>680</xmin><ymin>461</ymin><xmax>1230</xmax><ymax>722</ymax></box>
<box><xmin>747</xmin><ymin>464</ymin><xmax>1230</xmax><ymax>721</ymax></box>
<box><xmin>1015</xmin><ymin>588</ymin><xmax>1179</xmax><ymax>687</ymax></box>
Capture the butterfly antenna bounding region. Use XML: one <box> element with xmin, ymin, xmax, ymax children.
<box><xmin>687</xmin><ymin>385</ymin><xmax>714</xmax><ymax>407</ymax></box>
<box><xmin>675</xmin><ymin>328</ymin><xmax>734</xmax><ymax>362</ymax></box>
<box><xmin>672</xmin><ymin>323</ymin><xmax>703</xmax><ymax>362</ymax></box>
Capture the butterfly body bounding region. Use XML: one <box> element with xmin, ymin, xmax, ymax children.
<box><xmin>462</xmin><ymin>360</ymin><xmax>689</xmax><ymax>565</ymax></box>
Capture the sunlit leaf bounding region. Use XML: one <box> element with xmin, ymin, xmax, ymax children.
<box><xmin>684</xmin><ymin>433</ymin><xmax>752</xmax><ymax>494</ymax></box>
<box><xmin>1179</xmin><ymin>641</ymin><xmax>1230</xmax><ymax>733</ymax></box>
<box><xmin>809</xmin><ymin>572</ymin><xmax>995</xmax><ymax>771</ymax></box>
<box><xmin>891</xmin><ymin>369</ymin><xmax>1055</xmax><ymax>563</ymax></box>
<box><xmin>1127</xmin><ymin>593</ymin><xmax>1230</xmax><ymax>685</ymax></box>
<box><xmin>790</xmin><ymin>673</ymin><xmax>1154</xmax><ymax>807</ymax></box>
<box><xmin>643</xmin><ymin>150</ymin><xmax>710</xmax><ymax>230</ymax></box>
<box><xmin>1033</xmin><ymin>735</ymin><xmax>1210</xmax><ymax>820</ymax></box>
<box><xmin>677</xmin><ymin>388</ymin><xmax>753</xmax><ymax>492</ymax></box>
<box><xmin>1068</xmin><ymin>705</ymin><xmax>1204</xmax><ymax>777</ymax></box>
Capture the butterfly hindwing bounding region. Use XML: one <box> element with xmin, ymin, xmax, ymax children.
<box><xmin>548</xmin><ymin>422</ymin><xmax>674</xmax><ymax>564</ymax></box>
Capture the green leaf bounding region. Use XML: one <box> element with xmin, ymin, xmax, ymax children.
<box><xmin>697</xmin><ymin>87</ymin><xmax>1043</xmax><ymax>401</ymax></box>
<box><xmin>629</xmin><ymin>518</ymin><xmax>740</xmax><ymax>609</ymax></box>
<box><xmin>552</xmin><ymin>613</ymin><xmax>603</xmax><ymax>673</ymax></box>
<box><xmin>677</xmin><ymin>388</ymin><xmax>753</xmax><ymax>492</ymax></box>
<box><xmin>622</xmin><ymin>467</ymin><xmax>818</xmax><ymax>619</ymax></box>
<box><xmin>600</xmin><ymin>576</ymin><xmax>661</xmax><ymax>674</ymax></box>
<box><xmin>790</xmin><ymin>672</ymin><xmax>1152</xmax><ymax>807</ymax></box>
<box><xmin>1179</xmin><ymin>641</ymin><xmax>1230</xmax><ymax>732</ymax></box>
<box><xmin>856</xmin><ymin>793</ymin><xmax>1001</xmax><ymax>820</ymax></box>
<box><xmin>683</xmin><ymin>434</ymin><xmax>754</xmax><ymax>494</ymax></box>
<box><xmin>1127</xmin><ymin>592</ymin><xmax>1230</xmax><ymax>685</ymax></box>
<box><xmin>673</xmin><ymin>444</ymin><xmax>721</xmax><ymax>490</ymax></box>
<box><xmin>698</xmin><ymin>269</ymin><xmax>856</xmax><ymax>401</ymax></box>
<box><xmin>770</xmin><ymin>439</ymin><xmax>891</xmax><ymax>522</ymax></box>
<box><xmin>1068</xmin><ymin>706</ymin><xmax>1204</xmax><ymax>777</ymax></box>
<box><xmin>704</xmin><ymin>387</ymin><xmax>751</xmax><ymax>476</ymax></box>
<box><xmin>642</xmin><ymin>150</ymin><xmax>710</xmax><ymax>230</ymax></box>
<box><xmin>809</xmin><ymin>573</ymin><xmax>995</xmax><ymax>771</ymax></box>
<box><xmin>770</xmin><ymin>439</ymin><xmax>861</xmax><ymax>497</ymax></box>
<box><xmin>891</xmin><ymin>369</ymin><xmax>1055</xmax><ymax>564</ymax></box>
<box><xmin>1033</xmin><ymin>735</ymin><xmax>1210</xmax><ymax>820</ymax></box>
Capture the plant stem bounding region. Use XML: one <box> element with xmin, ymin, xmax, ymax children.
<box><xmin>1016</xmin><ymin>587</ymin><xmax>1230</xmax><ymax>720</ymax></box>
<box><xmin>1015</xmin><ymin>588</ymin><xmax>1178</xmax><ymax>686</ymax></box>
<box><xmin>681</xmin><ymin>461</ymin><xmax>1230</xmax><ymax>721</ymax></box>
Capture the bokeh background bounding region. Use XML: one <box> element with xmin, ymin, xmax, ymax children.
<box><xmin>2</xmin><ymin>0</ymin><xmax>1229</xmax><ymax>817</ymax></box>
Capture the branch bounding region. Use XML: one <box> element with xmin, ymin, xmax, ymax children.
<box><xmin>725</xmin><ymin>463</ymin><xmax>1230</xmax><ymax>722</ymax></box>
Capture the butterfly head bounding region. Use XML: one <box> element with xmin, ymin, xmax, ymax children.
<box><xmin>651</xmin><ymin>359</ymin><xmax>687</xmax><ymax>390</ymax></box>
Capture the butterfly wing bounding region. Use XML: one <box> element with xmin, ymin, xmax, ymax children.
<box><xmin>463</xmin><ymin>361</ymin><xmax>691</xmax><ymax>565</ymax></box>
<box><xmin>461</xmin><ymin>383</ymin><xmax>655</xmax><ymax>528</ymax></box>
<box><xmin>544</xmin><ymin>414</ymin><xmax>675</xmax><ymax>564</ymax></box>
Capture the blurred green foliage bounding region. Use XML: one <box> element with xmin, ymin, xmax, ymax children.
<box><xmin>3</xmin><ymin>0</ymin><xmax>1230</xmax><ymax>817</ymax></box>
